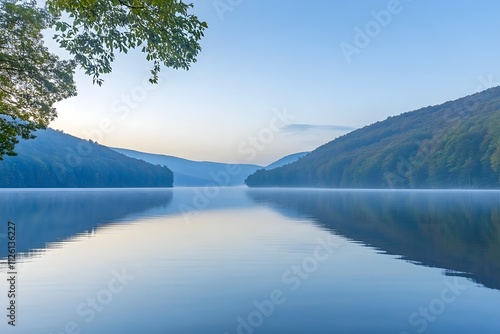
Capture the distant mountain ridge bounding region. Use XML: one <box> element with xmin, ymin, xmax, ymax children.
<box><xmin>245</xmin><ymin>87</ymin><xmax>500</xmax><ymax>188</ymax></box>
<box><xmin>264</xmin><ymin>151</ymin><xmax>309</xmax><ymax>170</ymax></box>
<box><xmin>0</xmin><ymin>126</ymin><xmax>308</xmax><ymax>188</ymax></box>
<box><xmin>0</xmin><ymin>129</ymin><xmax>173</xmax><ymax>187</ymax></box>
<box><xmin>112</xmin><ymin>148</ymin><xmax>309</xmax><ymax>186</ymax></box>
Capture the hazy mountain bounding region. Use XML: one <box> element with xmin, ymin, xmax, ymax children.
<box><xmin>112</xmin><ymin>148</ymin><xmax>309</xmax><ymax>186</ymax></box>
<box><xmin>0</xmin><ymin>129</ymin><xmax>173</xmax><ymax>187</ymax></box>
<box><xmin>264</xmin><ymin>151</ymin><xmax>309</xmax><ymax>170</ymax></box>
<box><xmin>246</xmin><ymin>87</ymin><xmax>500</xmax><ymax>188</ymax></box>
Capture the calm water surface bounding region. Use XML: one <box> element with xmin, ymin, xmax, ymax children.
<box><xmin>0</xmin><ymin>188</ymin><xmax>499</xmax><ymax>334</ymax></box>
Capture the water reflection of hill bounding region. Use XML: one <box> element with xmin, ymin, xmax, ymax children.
<box><xmin>0</xmin><ymin>189</ymin><xmax>173</xmax><ymax>259</ymax></box>
<box><xmin>247</xmin><ymin>189</ymin><xmax>500</xmax><ymax>290</ymax></box>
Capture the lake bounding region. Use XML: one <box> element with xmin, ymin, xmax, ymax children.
<box><xmin>1</xmin><ymin>188</ymin><xmax>500</xmax><ymax>333</ymax></box>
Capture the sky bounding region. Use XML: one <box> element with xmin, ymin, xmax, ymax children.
<box><xmin>49</xmin><ymin>0</ymin><xmax>500</xmax><ymax>165</ymax></box>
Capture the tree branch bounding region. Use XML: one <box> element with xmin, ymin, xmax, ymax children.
<box><xmin>118</xmin><ymin>0</ymin><xmax>145</xmax><ymax>10</ymax></box>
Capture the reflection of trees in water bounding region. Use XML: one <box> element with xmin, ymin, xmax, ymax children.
<box><xmin>0</xmin><ymin>190</ymin><xmax>173</xmax><ymax>259</ymax></box>
<box><xmin>247</xmin><ymin>190</ymin><xmax>500</xmax><ymax>290</ymax></box>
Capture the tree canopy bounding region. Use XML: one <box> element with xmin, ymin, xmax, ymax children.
<box><xmin>0</xmin><ymin>0</ymin><xmax>76</xmax><ymax>158</ymax></box>
<box><xmin>47</xmin><ymin>0</ymin><xmax>207</xmax><ymax>85</ymax></box>
<box><xmin>0</xmin><ymin>0</ymin><xmax>207</xmax><ymax>159</ymax></box>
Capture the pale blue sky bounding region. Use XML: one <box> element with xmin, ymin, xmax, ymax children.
<box><xmin>50</xmin><ymin>0</ymin><xmax>500</xmax><ymax>165</ymax></box>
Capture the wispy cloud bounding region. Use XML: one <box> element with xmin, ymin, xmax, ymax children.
<box><xmin>281</xmin><ymin>123</ymin><xmax>355</xmax><ymax>133</ymax></box>
<box><xmin>275</xmin><ymin>123</ymin><xmax>356</xmax><ymax>152</ymax></box>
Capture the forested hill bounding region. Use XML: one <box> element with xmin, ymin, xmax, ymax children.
<box><xmin>0</xmin><ymin>129</ymin><xmax>173</xmax><ymax>187</ymax></box>
<box><xmin>245</xmin><ymin>87</ymin><xmax>500</xmax><ymax>188</ymax></box>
